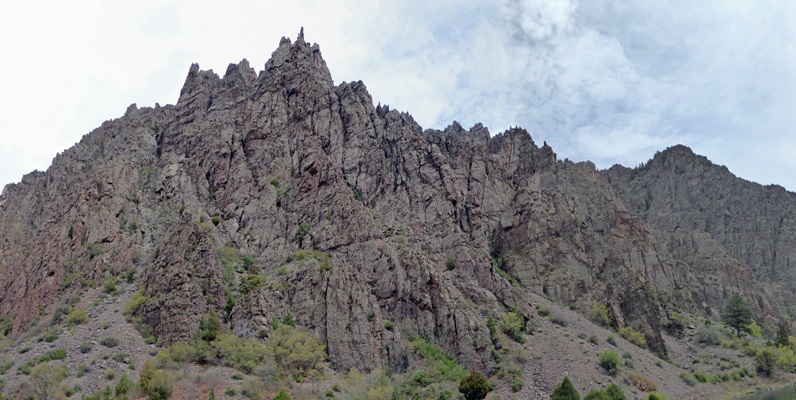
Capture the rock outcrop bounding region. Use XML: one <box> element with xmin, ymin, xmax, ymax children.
<box><xmin>1</xmin><ymin>31</ymin><xmax>794</xmax><ymax>373</ymax></box>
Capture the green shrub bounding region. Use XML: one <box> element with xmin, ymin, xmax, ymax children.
<box><xmin>588</xmin><ymin>334</ymin><xmax>599</xmax><ymax>345</ymax></box>
<box><xmin>225</xmin><ymin>386</ymin><xmax>237</xmax><ymax>396</ymax></box>
<box><xmin>599</xmin><ymin>350</ymin><xmax>620</xmax><ymax>376</ymax></box>
<box><xmin>101</xmin><ymin>336</ymin><xmax>119</xmax><ymax>348</ymax></box>
<box><xmin>269</xmin><ymin>325</ymin><xmax>326</xmax><ymax>377</ymax></box>
<box><xmin>124</xmin><ymin>288</ymin><xmax>149</xmax><ymax>315</ymax></box>
<box><xmin>0</xmin><ymin>360</ymin><xmax>13</xmax><ymax>374</ymax></box>
<box><xmin>105</xmin><ymin>369</ymin><xmax>115</xmax><ymax>380</ymax></box>
<box><xmin>500</xmin><ymin>311</ymin><xmax>526</xmax><ymax>344</ymax></box>
<box><xmin>43</xmin><ymin>327</ymin><xmax>60</xmax><ymax>342</ymax></box>
<box><xmin>66</xmin><ymin>308</ymin><xmax>89</xmax><ymax>326</ymax></box>
<box><xmin>77</xmin><ymin>362</ymin><xmax>91</xmax><ymax>377</ymax></box>
<box><xmin>273</xmin><ymin>389</ymin><xmax>292</xmax><ymax>400</ymax></box>
<box><xmin>446</xmin><ymin>257</ymin><xmax>456</xmax><ymax>270</ymax></box>
<box><xmin>679</xmin><ymin>371</ymin><xmax>696</xmax><ymax>386</ymax></box>
<box><xmin>240</xmin><ymin>274</ymin><xmax>265</xmax><ymax>296</ymax></box>
<box><xmin>115</xmin><ymin>373</ymin><xmax>134</xmax><ymax>395</ymax></box>
<box><xmin>79</xmin><ymin>341</ymin><xmax>93</xmax><ymax>353</ymax></box>
<box><xmin>606</xmin><ymin>335</ymin><xmax>617</xmax><ymax>346</ymax></box>
<box><xmin>618</xmin><ymin>326</ymin><xmax>647</xmax><ymax>348</ymax></box>
<box><xmin>537</xmin><ymin>306</ymin><xmax>552</xmax><ymax>317</ymax></box>
<box><xmin>101</xmin><ymin>274</ymin><xmax>117</xmax><ymax>294</ymax></box>
<box><xmin>48</xmin><ymin>349</ymin><xmax>67</xmax><ymax>360</ymax></box>
<box><xmin>121</xmin><ymin>267</ymin><xmax>137</xmax><ymax>283</ymax></box>
<box><xmin>232</xmin><ymin>373</ymin><xmax>244</xmax><ymax>380</ymax></box>
<box><xmin>587</xmin><ymin>303</ymin><xmax>612</xmax><ymax>327</ymax></box>
<box><xmin>112</xmin><ymin>353</ymin><xmax>129</xmax><ymax>364</ymax></box>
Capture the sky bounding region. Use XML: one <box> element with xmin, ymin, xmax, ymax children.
<box><xmin>1</xmin><ymin>0</ymin><xmax>795</xmax><ymax>191</ymax></box>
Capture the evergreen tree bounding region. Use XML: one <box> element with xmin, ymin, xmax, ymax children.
<box><xmin>273</xmin><ymin>389</ymin><xmax>292</xmax><ymax>400</ymax></box>
<box><xmin>605</xmin><ymin>383</ymin><xmax>627</xmax><ymax>400</ymax></box>
<box><xmin>775</xmin><ymin>324</ymin><xmax>790</xmax><ymax>348</ymax></box>
<box><xmin>459</xmin><ymin>370</ymin><xmax>489</xmax><ymax>400</ymax></box>
<box><xmin>551</xmin><ymin>376</ymin><xmax>581</xmax><ymax>400</ymax></box>
<box><xmin>722</xmin><ymin>294</ymin><xmax>753</xmax><ymax>337</ymax></box>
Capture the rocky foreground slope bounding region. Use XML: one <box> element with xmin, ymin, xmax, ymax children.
<box><xmin>1</xmin><ymin>30</ymin><xmax>794</xmax><ymax>385</ymax></box>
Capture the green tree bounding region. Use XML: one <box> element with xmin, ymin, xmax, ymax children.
<box><xmin>722</xmin><ymin>294</ymin><xmax>753</xmax><ymax>337</ymax></box>
<box><xmin>458</xmin><ymin>370</ymin><xmax>489</xmax><ymax>400</ymax></box>
<box><xmin>756</xmin><ymin>348</ymin><xmax>776</xmax><ymax>376</ymax></box>
<box><xmin>31</xmin><ymin>362</ymin><xmax>67</xmax><ymax>400</ymax></box>
<box><xmin>273</xmin><ymin>389</ymin><xmax>292</xmax><ymax>400</ymax></box>
<box><xmin>551</xmin><ymin>376</ymin><xmax>580</xmax><ymax>400</ymax></box>
<box><xmin>200</xmin><ymin>312</ymin><xmax>221</xmax><ymax>342</ymax></box>
<box><xmin>776</xmin><ymin>324</ymin><xmax>790</xmax><ymax>348</ymax></box>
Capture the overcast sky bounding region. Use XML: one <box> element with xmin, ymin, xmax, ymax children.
<box><xmin>1</xmin><ymin>0</ymin><xmax>794</xmax><ymax>191</ymax></box>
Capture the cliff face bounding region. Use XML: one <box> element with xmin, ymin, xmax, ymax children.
<box><xmin>604</xmin><ymin>145</ymin><xmax>796</xmax><ymax>324</ymax></box>
<box><xmin>1</xmin><ymin>32</ymin><xmax>794</xmax><ymax>372</ymax></box>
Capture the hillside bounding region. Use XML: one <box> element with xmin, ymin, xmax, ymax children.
<box><xmin>1</xmin><ymin>30</ymin><xmax>795</xmax><ymax>399</ymax></box>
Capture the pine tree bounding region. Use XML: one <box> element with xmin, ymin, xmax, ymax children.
<box><xmin>273</xmin><ymin>389</ymin><xmax>292</xmax><ymax>400</ymax></box>
<box><xmin>551</xmin><ymin>376</ymin><xmax>581</xmax><ymax>400</ymax></box>
<box><xmin>775</xmin><ymin>324</ymin><xmax>790</xmax><ymax>348</ymax></box>
<box><xmin>722</xmin><ymin>294</ymin><xmax>753</xmax><ymax>337</ymax></box>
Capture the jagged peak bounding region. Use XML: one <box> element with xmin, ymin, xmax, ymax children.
<box><xmin>263</xmin><ymin>28</ymin><xmax>332</xmax><ymax>87</ymax></box>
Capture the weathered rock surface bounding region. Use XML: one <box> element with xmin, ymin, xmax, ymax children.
<box><xmin>1</xmin><ymin>31</ymin><xmax>795</xmax><ymax>374</ymax></box>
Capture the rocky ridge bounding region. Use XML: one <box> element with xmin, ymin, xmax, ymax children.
<box><xmin>1</xmin><ymin>30</ymin><xmax>794</xmax><ymax>382</ymax></box>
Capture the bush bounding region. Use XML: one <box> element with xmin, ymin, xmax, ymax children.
<box><xmin>500</xmin><ymin>311</ymin><xmax>526</xmax><ymax>343</ymax></box>
<box><xmin>599</xmin><ymin>350</ymin><xmax>620</xmax><ymax>375</ymax></box>
<box><xmin>112</xmin><ymin>353</ymin><xmax>129</xmax><ymax>364</ymax></box>
<box><xmin>695</xmin><ymin>325</ymin><xmax>721</xmax><ymax>346</ymax></box>
<box><xmin>618</xmin><ymin>326</ymin><xmax>647</xmax><ymax>348</ymax></box>
<box><xmin>268</xmin><ymin>325</ymin><xmax>326</xmax><ymax>377</ymax></box>
<box><xmin>550</xmin><ymin>316</ymin><xmax>568</xmax><ymax>327</ymax></box>
<box><xmin>101</xmin><ymin>336</ymin><xmax>119</xmax><ymax>348</ymax></box>
<box><xmin>606</xmin><ymin>335</ymin><xmax>617</xmax><ymax>346</ymax></box>
<box><xmin>588</xmin><ymin>334</ymin><xmax>599</xmax><ymax>345</ymax></box>
<box><xmin>551</xmin><ymin>376</ymin><xmax>580</xmax><ymax>400</ymax></box>
<box><xmin>459</xmin><ymin>370</ymin><xmax>489</xmax><ymax>400</ymax></box>
<box><xmin>48</xmin><ymin>349</ymin><xmax>67</xmax><ymax>360</ymax></box>
<box><xmin>66</xmin><ymin>308</ymin><xmax>89</xmax><ymax>326</ymax></box>
<box><xmin>124</xmin><ymin>288</ymin><xmax>149</xmax><ymax>315</ymax></box>
<box><xmin>79</xmin><ymin>341</ymin><xmax>93</xmax><ymax>353</ymax></box>
<box><xmin>628</xmin><ymin>372</ymin><xmax>657</xmax><ymax>392</ymax></box>
<box><xmin>116</xmin><ymin>373</ymin><xmax>134</xmax><ymax>395</ymax></box>
<box><xmin>43</xmin><ymin>327</ymin><xmax>60</xmax><ymax>342</ymax></box>
<box><xmin>77</xmin><ymin>362</ymin><xmax>91</xmax><ymax>377</ymax></box>
<box><xmin>679</xmin><ymin>372</ymin><xmax>696</xmax><ymax>386</ymax></box>
<box><xmin>273</xmin><ymin>389</ymin><xmax>292</xmax><ymax>400</ymax></box>
<box><xmin>537</xmin><ymin>306</ymin><xmax>552</xmax><ymax>317</ymax></box>
<box><xmin>587</xmin><ymin>303</ymin><xmax>612</xmax><ymax>327</ymax></box>
<box><xmin>446</xmin><ymin>257</ymin><xmax>456</xmax><ymax>270</ymax></box>
<box><xmin>105</xmin><ymin>369</ymin><xmax>116</xmax><ymax>380</ymax></box>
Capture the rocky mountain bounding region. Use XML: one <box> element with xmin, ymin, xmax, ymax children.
<box><xmin>1</xmin><ymin>29</ymin><xmax>794</xmax><ymax>387</ymax></box>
